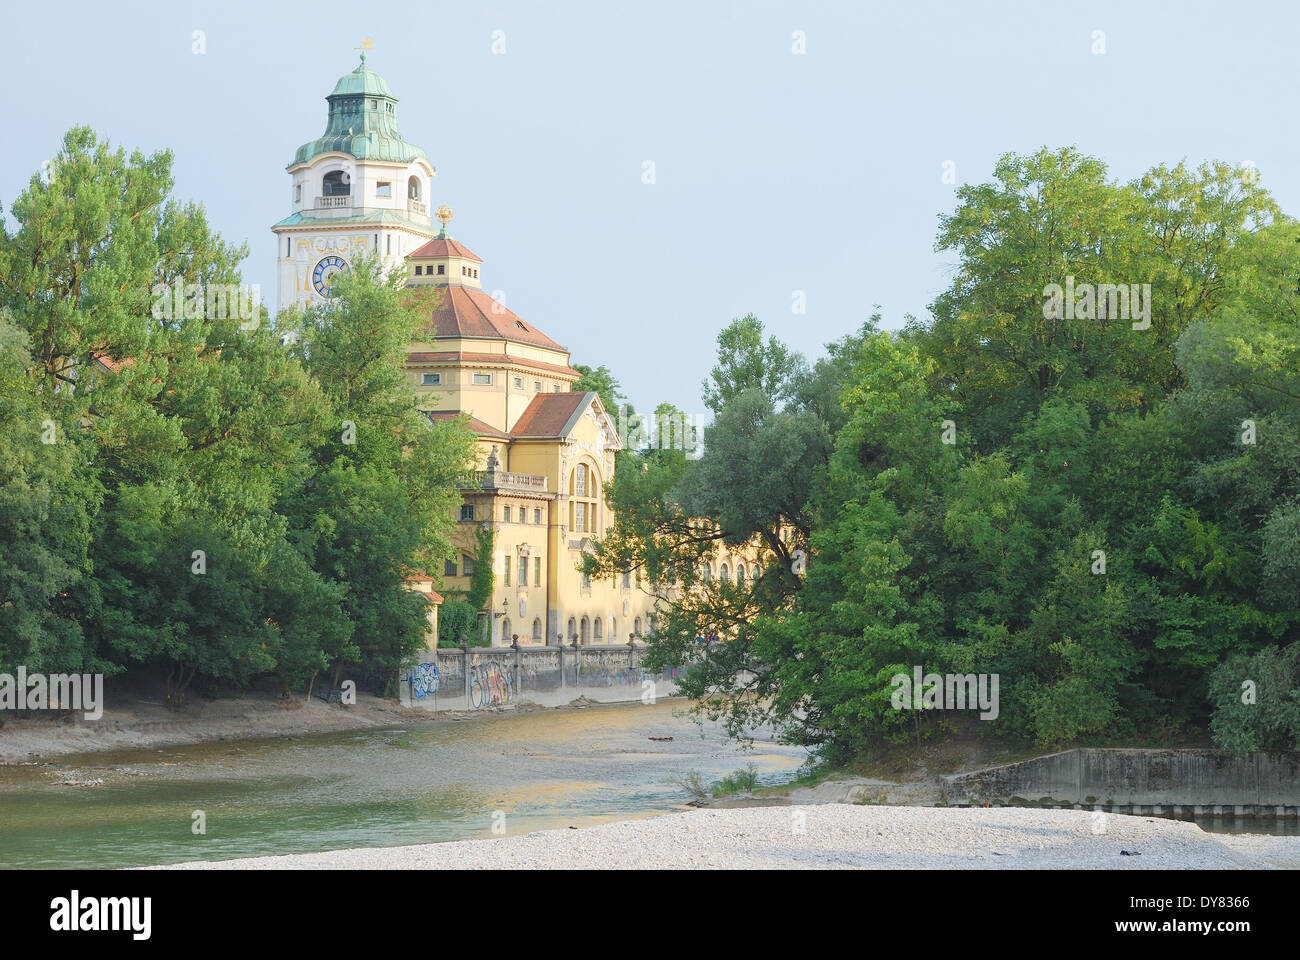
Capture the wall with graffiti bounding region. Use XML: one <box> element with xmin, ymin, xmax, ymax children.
<box><xmin>468</xmin><ymin>660</ymin><xmax>514</xmax><ymax>708</ymax></box>
<box><xmin>406</xmin><ymin>662</ymin><xmax>440</xmax><ymax>700</ymax></box>
<box><xmin>399</xmin><ymin>645</ymin><xmax>686</xmax><ymax>710</ymax></box>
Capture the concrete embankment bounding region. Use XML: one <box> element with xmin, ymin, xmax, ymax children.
<box><xmin>943</xmin><ymin>748</ymin><xmax>1300</xmax><ymax>817</ymax></box>
<box><xmin>157</xmin><ymin>805</ymin><xmax>1298</xmax><ymax>870</ymax></box>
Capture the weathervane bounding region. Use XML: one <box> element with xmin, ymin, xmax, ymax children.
<box><xmin>355</xmin><ymin>37</ymin><xmax>374</xmax><ymax>62</ymax></box>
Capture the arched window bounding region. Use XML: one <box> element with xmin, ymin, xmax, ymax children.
<box><xmin>567</xmin><ymin>617</ymin><xmax>577</xmax><ymax>641</ymax></box>
<box><xmin>612</xmin><ymin>618</ymin><xmax>619</xmax><ymax>642</ymax></box>
<box><xmin>408</xmin><ymin>176</ymin><xmax>421</xmax><ymax>200</ymax></box>
<box><xmin>720</xmin><ymin>563</ymin><xmax>729</xmax><ymax>584</ymax></box>
<box><xmin>594</xmin><ymin>617</ymin><xmax>603</xmax><ymax>641</ymax></box>
<box><xmin>502</xmin><ymin>618</ymin><xmax>512</xmax><ymax>644</ymax></box>
<box><xmin>322</xmin><ymin>170</ymin><xmax>350</xmax><ymax>197</ymax></box>
<box><xmin>634</xmin><ymin>616</ymin><xmax>642</xmax><ymax>636</ymax></box>
<box><xmin>532</xmin><ymin>618</ymin><xmax>542</xmax><ymax>642</ymax></box>
<box><xmin>702</xmin><ymin>562</ymin><xmax>712</xmax><ymax>583</ymax></box>
<box><xmin>574</xmin><ymin>463</ymin><xmax>587</xmax><ymax>496</ymax></box>
<box><xmin>736</xmin><ymin>564</ymin><xmax>746</xmax><ymax>587</ymax></box>
<box><xmin>580</xmin><ymin>616</ymin><xmax>590</xmax><ymax>644</ymax></box>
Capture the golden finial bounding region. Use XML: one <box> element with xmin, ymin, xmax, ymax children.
<box><xmin>356</xmin><ymin>37</ymin><xmax>374</xmax><ymax>61</ymax></box>
<box><xmin>435</xmin><ymin>204</ymin><xmax>455</xmax><ymax>229</ymax></box>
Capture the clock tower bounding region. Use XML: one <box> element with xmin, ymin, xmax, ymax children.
<box><xmin>272</xmin><ymin>53</ymin><xmax>437</xmax><ymax>314</ymax></box>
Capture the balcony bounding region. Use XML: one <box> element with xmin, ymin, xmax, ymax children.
<box><xmin>474</xmin><ymin>470</ymin><xmax>548</xmax><ymax>493</ymax></box>
<box><xmin>315</xmin><ymin>195</ymin><xmax>352</xmax><ymax>209</ymax></box>
<box><xmin>408</xmin><ymin>199</ymin><xmax>429</xmax><ymax>217</ymax></box>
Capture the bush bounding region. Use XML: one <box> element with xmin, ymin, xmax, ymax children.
<box><xmin>437</xmin><ymin>601</ymin><xmax>478</xmax><ymax>646</ymax></box>
<box><xmin>1208</xmin><ymin>644</ymin><xmax>1300</xmax><ymax>754</ymax></box>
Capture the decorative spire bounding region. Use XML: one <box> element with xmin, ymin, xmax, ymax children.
<box><xmin>356</xmin><ymin>37</ymin><xmax>374</xmax><ymax>63</ymax></box>
<box><xmin>435</xmin><ymin>204</ymin><xmax>454</xmax><ymax>238</ymax></box>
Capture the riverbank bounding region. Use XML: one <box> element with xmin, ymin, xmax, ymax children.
<box><xmin>0</xmin><ymin>691</ymin><xmax>543</xmax><ymax>764</ymax></box>
<box><xmin>157</xmin><ymin>805</ymin><xmax>1300</xmax><ymax>869</ymax></box>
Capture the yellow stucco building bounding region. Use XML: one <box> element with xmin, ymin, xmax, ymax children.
<box><xmin>280</xmin><ymin>58</ymin><xmax>773</xmax><ymax>649</ymax></box>
<box><xmin>401</xmin><ymin>208</ymin><xmax>652</xmax><ymax>647</ymax></box>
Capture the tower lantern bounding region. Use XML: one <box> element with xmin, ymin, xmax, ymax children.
<box><xmin>271</xmin><ymin>51</ymin><xmax>437</xmax><ymax>314</ymax></box>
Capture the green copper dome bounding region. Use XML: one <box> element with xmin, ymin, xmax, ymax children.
<box><xmin>292</xmin><ymin>58</ymin><xmax>428</xmax><ymax>167</ymax></box>
<box><xmin>328</xmin><ymin>60</ymin><xmax>396</xmax><ymax>99</ymax></box>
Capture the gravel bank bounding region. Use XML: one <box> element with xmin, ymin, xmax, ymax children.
<box><xmin>159</xmin><ymin>805</ymin><xmax>1285</xmax><ymax>870</ymax></box>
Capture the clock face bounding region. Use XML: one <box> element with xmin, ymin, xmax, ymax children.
<box><xmin>312</xmin><ymin>255</ymin><xmax>348</xmax><ymax>298</ymax></box>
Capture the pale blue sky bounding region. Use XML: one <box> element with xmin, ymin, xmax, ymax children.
<box><xmin>1</xmin><ymin>0</ymin><xmax>1295</xmax><ymax>411</ymax></box>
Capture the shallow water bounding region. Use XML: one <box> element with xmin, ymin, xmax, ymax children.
<box><xmin>0</xmin><ymin>701</ymin><xmax>808</xmax><ymax>868</ymax></box>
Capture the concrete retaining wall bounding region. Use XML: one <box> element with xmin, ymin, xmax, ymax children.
<box><xmin>943</xmin><ymin>748</ymin><xmax>1300</xmax><ymax>816</ymax></box>
<box><xmin>397</xmin><ymin>644</ymin><xmax>686</xmax><ymax>711</ymax></box>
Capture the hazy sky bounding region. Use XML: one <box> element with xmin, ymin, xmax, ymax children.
<box><xmin>2</xmin><ymin>0</ymin><xmax>1295</xmax><ymax>412</ymax></box>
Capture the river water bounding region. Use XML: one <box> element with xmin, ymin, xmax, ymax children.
<box><xmin>0</xmin><ymin>701</ymin><xmax>809</xmax><ymax>869</ymax></box>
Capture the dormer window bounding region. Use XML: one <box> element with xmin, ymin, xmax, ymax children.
<box><xmin>514</xmin><ymin>321</ymin><xmax>527</xmax><ymax>330</ymax></box>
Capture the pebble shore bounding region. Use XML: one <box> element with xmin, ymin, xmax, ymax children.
<box><xmin>158</xmin><ymin>805</ymin><xmax>1299</xmax><ymax>870</ymax></box>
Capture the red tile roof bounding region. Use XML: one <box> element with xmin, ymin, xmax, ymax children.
<box><xmin>424</xmin><ymin>409</ymin><xmax>511</xmax><ymax>439</ymax></box>
<box><xmin>510</xmin><ymin>391</ymin><xmax>593</xmax><ymax>438</ymax></box>
<box><xmin>409</xmin><ymin>237</ymin><xmax>482</xmax><ymax>262</ymax></box>
<box><xmin>416</xmin><ymin>285</ymin><xmax>567</xmax><ymax>351</ymax></box>
<box><xmin>406</xmin><ymin>350</ymin><xmax>580</xmax><ymax>379</ymax></box>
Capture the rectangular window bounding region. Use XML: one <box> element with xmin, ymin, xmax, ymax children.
<box><xmin>575</xmin><ymin>502</ymin><xmax>587</xmax><ymax>532</ymax></box>
<box><xmin>623</xmin><ymin>571</ymin><xmax>631</xmax><ymax>589</ymax></box>
<box><xmin>421</xmin><ymin>373</ymin><xmax>441</xmax><ymax>385</ymax></box>
<box><xmin>504</xmin><ymin>561</ymin><xmax>510</xmax><ymax>586</ymax></box>
<box><xmin>437</xmin><ymin>264</ymin><xmax>445</xmax><ymax>275</ymax></box>
<box><xmin>519</xmin><ymin>556</ymin><xmax>528</xmax><ymax>586</ymax></box>
<box><xmin>582</xmin><ymin>570</ymin><xmax>591</xmax><ymax>589</ymax></box>
<box><xmin>459</xmin><ymin>504</ymin><xmax>475</xmax><ymax>522</ymax></box>
<box><xmin>503</xmin><ymin>506</ymin><xmax>511</xmax><ymax>522</ymax></box>
<box><xmin>533</xmin><ymin>381</ymin><xmax>542</xmax><ymax>392</ymax></box>
<box><xmin>444</xmin><ymin>559</ymin><xmax>457</xmax><ymax>577</ymax></box>
<box><xmin>513</xmin><ymin>377</ymin><xmax>523</xmax><ymax>389</ymax></box>
<box><xmin>376</xmin><ymin>182</ymin><xmax>392</xmax><ymax>198</ymax></box>
<box><xmin>473</xmin><ymin>373</ymin><xmax>491</xmax><ymax>385</ymax></box>
<box><xmin>462</xmin><ymin>554</ymin><xmax>475</xmax><ymax>576</ymax></box>
<box><xmin>534</xmin><ymin>557</ymin><xmax>541</xmax><ymax>584</ymax></box>
<box><xmin>294</xmin><ymin>184</ymin><xmax>302</xmax><ymax>203</ymax></box>
<box><xmin>386</xmin><ymin>235</ymin><xmax>391</xmax><ymax>254</ymax></box>
<box><xmin>553</xmin><ymin>385</ymin><xmax>561</xmax><ymax>392</ymax></box>
<box><xmin>533</xmin><ymin>508</ymin><xmax>541</xmax><ymax>524</ymax></box>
